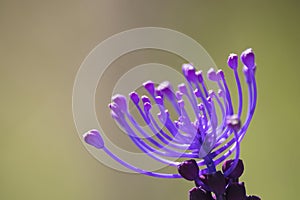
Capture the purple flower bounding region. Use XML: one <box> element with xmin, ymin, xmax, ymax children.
<box><xmin>83</xmin><ymin>48</ymin><xmax>260</xmax><ymax>198</ymax></box>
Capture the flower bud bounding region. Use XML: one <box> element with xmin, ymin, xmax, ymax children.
<box><xmin>178</xmin><ymin>159</ymin><xmax>199</xmax><ymax>181</ymax></box>
<box><xmin>222</xmin><ymin>159</ymin><xmax>244</xmax><ymax>179</ymax></box>
<box><xmin>241</xmin><ymin>48</ymin><xmax>255</xmax><ymax>69</ymax></box>
<box><xmin>200</xmin><ymin>171</ymin><xmax>226</xmax><ymax>195</ymax></box>
<box><xmin>226</xmin><ymin>182</ymin><xmax>246</xmax><ymax>200</ymax></box>
<box><xmin>227</xmin><ymin>53</ymin><xmax>238</xmax><ymax>70</ymax></box>
<box><xmin>83</xmin><ymin>129</ymin><xmax>104</xmax><ymax>149</ymax></box>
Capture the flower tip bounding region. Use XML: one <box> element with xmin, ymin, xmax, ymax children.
<box><xmin>83</xmin><ymin>129</ymin><xmax>104</xmax><ymax>149</ymax></box>
<box><xmin>182</xmin><ymin>63</ymin><xmax>197</xmax><ymax>82</ymax></box>
<box><xmin>241</xmin><ymin>48</ymin><xmax>255</xmax><ymax>69</ymax></box>
<box><xmin>207</xmin><ymin>68</ymin><xmax>220</xmax><ymax>82</ymax></box>
<box><xmin>227</xmin><ymin>53</ymin><xmax>238</xmax><ymax>69</ymax></box>
<box><xmin>155</xmin><ymin>95</ymin><xmax>163</xmax><ymax>105</ymax></box>
<box><xmin>222</xmin><ymin>159</ymin><xmax>244</xmax><ymax>179</ymax></box>
<box><xmin>226</xmin><ymin>115</ymin><xmax>241</xmax><ymax>132</ymax></box>
<box><xmin>156</xmin><ymin>81</ymin><xmax>171</xmax><ymax>92</ymax></box>
<box><xmin>129</xmin><ymin>92</ymin><xmax>140</xmax><ymax>105</ymax></box>
<box><xmin>112</xmin><ymin>94</ymin><xmax>128</xmax><ymax>111</ymax></box>
<box><xmin>196</xmin><ymin>70</ymin><xmax>203</xmax><ymax>83</ymax></box>
<box><xmin>141</xmin><ymin>95</ymin><xmax>151</xmax><ymax>104</ymax></box>
<box><xmin>178</xmin><ymin>159</ymin><xmax>199</xmax><ymax>181</ymax></box>
<box><xmin>226</xmin><ymin>182</ymin><xmax>246</xmax><ymax>200</ymax></box>
<box><xmin>143</xmin><ymin>102</ymin><xmax>152</xmax><ymax>113</ymax></box>
<box><xmin>143</xmin><ymin>81</ymin><xmax>155</xmax><ymax>95</ymax></box>
<box><xmin>178</xmin><ymin>83</ymin><xmax>188</xmax><ymax>94</ymax></box>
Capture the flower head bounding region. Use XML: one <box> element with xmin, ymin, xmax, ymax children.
<box><xmin>83</xmin><ymin>48</ymin><xmax>259</xmax><ymax>198</ymax></box>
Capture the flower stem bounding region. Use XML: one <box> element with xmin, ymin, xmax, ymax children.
<box><xmin>203</xmin><ymin>154</ymin><xmax>216</xmax><ymax>173</ymax></box>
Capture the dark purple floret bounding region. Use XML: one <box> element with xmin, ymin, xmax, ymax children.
<box><xmin>222</xmin><ymin>159</ymin><xmax>244</xmax><ymax>179</ymax></box>
<box><xmin>200</xmin><ymin>171</ymin><xmax>226</xmax><ymax>195</ymax></box>
<box><xmin>189</xmin><ymin>187</ymin><xmax>213</xmax><ymax>200</ymax></box>
<box><xmin>225</xmin><ymin>182</ymin><xmax>247</xmax><ymax>200</ymax></box>
<box><xmin>178</xmin><ymin>159</ymin><xmax>200</xmax><ymax>181</ymax></box>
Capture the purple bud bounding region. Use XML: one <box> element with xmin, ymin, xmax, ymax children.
<box><xmin>143</xmin><ymin>81</ymin><xmax>155</xmax><ymax>96</ymax></box>
<box><xmin>241</xmin><ymin>48</ymin><xmax>255</xmax><ymax>69</ymax></box>
<box><xmin>182</xmin><ymin>64</ymin><xmax>197</xmax><ymax>82</ymax></box>
<box><xmin>189</xmin><ymin>187</ymin><xmax>213</xmax><ymax>200</ymax></box>
<box><xmin>226</xmin><ymin>115</ymin><xmax>241</xmax><ymax>132</ymax></box>
<box><xmin>247</xmin><ymin>195</ymin><xmax>261</xmax><ymax>200</ymax></box>
<box><xmin>217</xmin><ymin>70</ymin><xmax>224</xmax><ymax>80</ymax></box>
<box><xmin>155</xmin><ymin>96</ymin><xmax>163</xmax><ymax>105</ymax></box>
<box><xmin>83</xmin><ymin>129</ymin><xmax>104</xmax><ymax>149</ymax></box>
<box><xmin>130</xmin><ymin>92</ymin><xmax>140</xmax><ymax>105</ymax></box>
<box><xmin>141</xmin><ymin>95</ymin><xmax>151</xmax><ymax>104</ymax></box>
<box><xmin>227</xmin><ymin>53</ymin><xmax>238</xmax><ymax>69</ymax></box>
<box><xmin>157</xmin><ymin>81</ymin><xmax>173</xmax><ymax>98</ymax></box>
<box><xmin>178</xmin><ymin>83</ymin><xmax>188</xmax><ymax>94</ymax></box>
<box><xmin>207</xmin><ymin>68</ymin><xmax>220</xmax><ymax>81</ymax></box>
<box><xmin>178</xmin><ymin>159</ymin><xmax>199</xmax><ymax>181</ymax></box>
<box><xmin>196</xmin><ymin>70</ymin><xmax>203</xmax><ymax>83</ymax></box>
<box><xmin>222</xmin><ymin>159</ymin><xmax>244</xmax><ymax>179</ymax></box>
<box><xmin>200</xmin><ymin>171</ymin><xmax>226</xmax><ymax>195</ymax></box>
<box><xmin>226</xmin><ymin>182</ymin><xmax>246</xmax><ymax>200</ymax></box>
<box><xmin>108</xmin><ymin>103</ymin><xmax>123</xmax><ymax>117</ymax></box>
<box><xmin>144</xmin><ymin>102</ymin><xmax>151</xmax><ymax>113</ymax></box>
<box><xmin>112</xmin><ymin>94</ymin><xmax>127</xmax><ymax>112</ymax></box>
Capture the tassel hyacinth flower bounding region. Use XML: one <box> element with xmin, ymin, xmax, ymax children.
<box><xmin>83</xmin><ymin>48</ymin><xmax>260</xmax><ymax>200</ymax></box>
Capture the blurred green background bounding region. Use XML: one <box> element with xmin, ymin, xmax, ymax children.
<box><xmin>1</xmin><ymin>0</ymin><xmax>299</xmax><ymax>199</ymax></box>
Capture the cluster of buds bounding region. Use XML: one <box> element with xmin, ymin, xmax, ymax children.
<box><xmin>179</xmin><ymin>158</ymin><xmax>260</xmax><ymax>200</ymax></box>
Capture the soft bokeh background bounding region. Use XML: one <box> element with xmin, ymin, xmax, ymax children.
<box><xmin>1</xmin><ymin>0</ymin><xmax>299</xmax><ymax>199</ymax></box>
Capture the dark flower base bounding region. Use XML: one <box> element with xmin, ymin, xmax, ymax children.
<box><xmin>180</xmin><ymin>159</ymin><xmax>261</xmax><ymax>200</ymax></box>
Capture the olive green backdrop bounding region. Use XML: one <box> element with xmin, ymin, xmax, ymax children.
<box><xmin>1</xmin><ymin>0</ymin><xmax>299</xmax><ymax>200</ymax></box>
